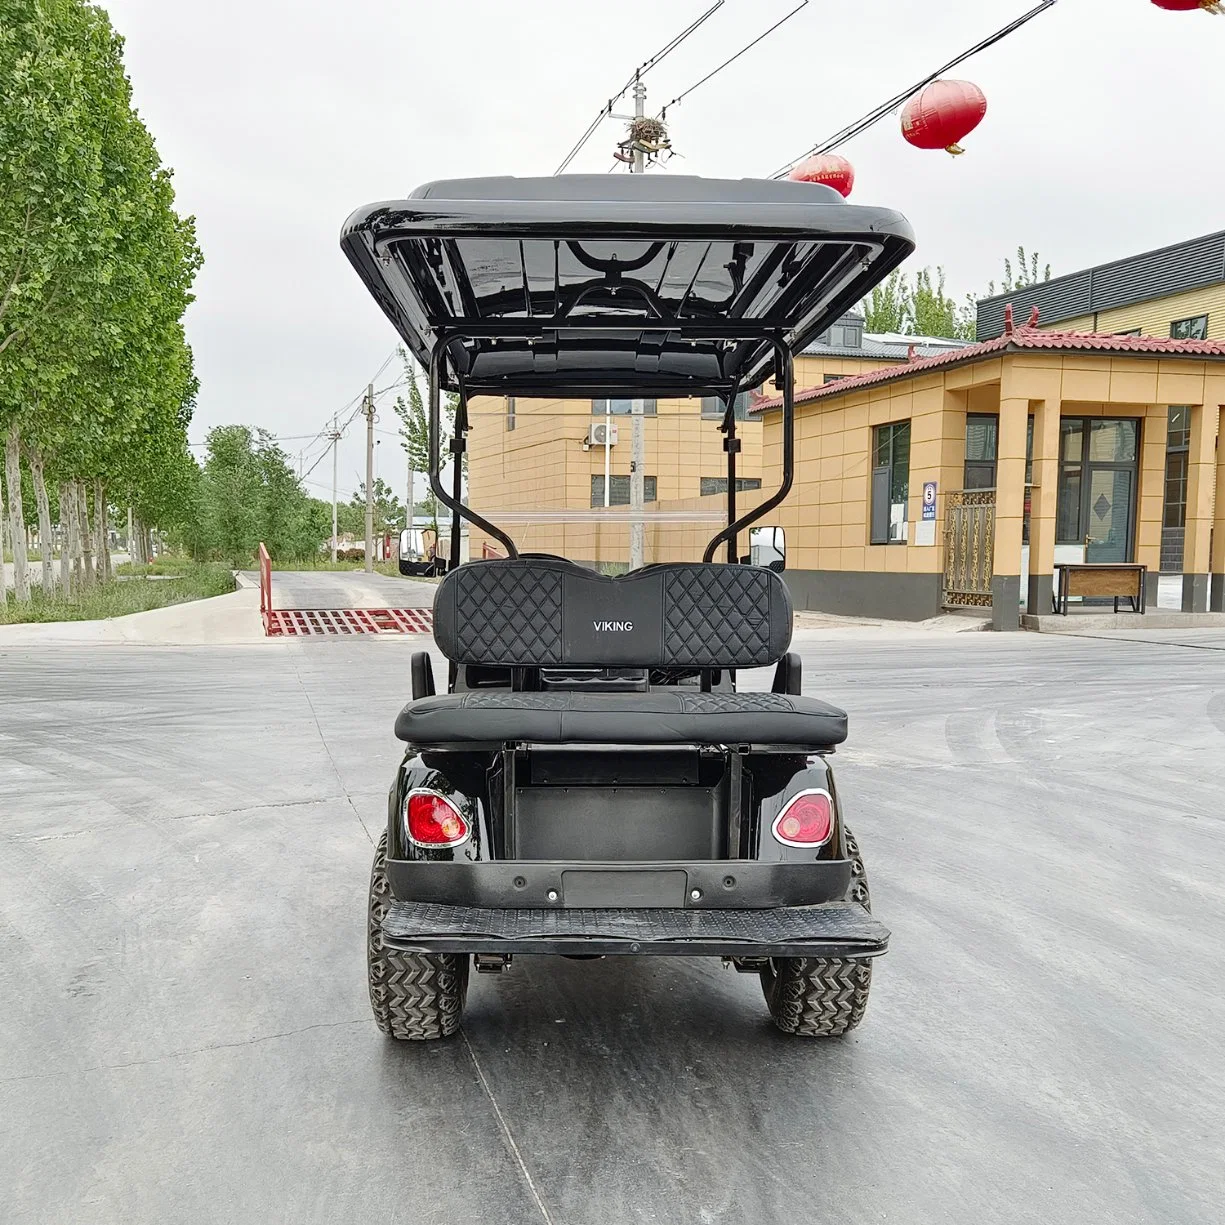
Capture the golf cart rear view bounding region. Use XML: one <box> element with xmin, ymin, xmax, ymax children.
<box><xmin>340</xmin><ymin>173</ymin><xmax>915</xmax><ymax>1039</ymax></box>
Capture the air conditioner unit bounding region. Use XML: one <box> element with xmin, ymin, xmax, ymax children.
<box><xmin>588</xmin><ymin>422</ymin><xmax>619</xmax><ymax>446</ymax></box>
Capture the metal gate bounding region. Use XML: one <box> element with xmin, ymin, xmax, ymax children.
<box><xmin>943</xmin><ymin>490</ymin><xmax>995</xmax><ymax>608</ymax></box>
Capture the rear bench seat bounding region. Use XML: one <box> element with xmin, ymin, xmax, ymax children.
<box><xmin>395</xmin><ymin>558</ymin><xmax>848</xmax><ymax>749</ymax></box>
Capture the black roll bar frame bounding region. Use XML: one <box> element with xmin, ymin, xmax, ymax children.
<box><xmin>426</xmin><ymin>328</ymin><xmax>796</xmax><ymax>567</ymax></box>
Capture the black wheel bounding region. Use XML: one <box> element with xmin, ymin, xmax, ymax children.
<box><xmin>367</xmin><ymin>832</ymin><xmax>469</xmax><ymax>1040</ymax></box>
<box><xmin>760</xmin><ymin>826</ymin><xmax>873</xmax><ymax>1037</ymax></box>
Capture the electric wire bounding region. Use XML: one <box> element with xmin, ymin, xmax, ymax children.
<box><xmin>657</xmin><ymin>1</ymin><xmax>808</xmax><ymax>120</ymax></box>
<box><xmin>553</xmin><ymin>0</ymin><xmax>725</xmax><ymax>174</ymax></box>
<box><xmin>767</xmin><ymin>0</ymin><xmax>1060</xmax><ymax>179</ymax></box>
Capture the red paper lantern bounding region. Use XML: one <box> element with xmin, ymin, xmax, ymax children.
<box><xmin>901</xmin><ymin>80</ymin><xmax>988</xmax><ymax>156</ymax></box>
<box><xmin>1151</xmin><ymin>1</ymin><xmax>1222</xmax><ymax>13</ymax></box>
<box><xmin>787</xmin><ymin>153</ymin><xmax>855</xmax><ymax>198</ymax></box>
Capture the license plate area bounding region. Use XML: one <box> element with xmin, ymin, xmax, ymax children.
<box><xmin>561</xmin><ymin>869</ymin><xmax>687</xmax><ymax>908</ymax></box>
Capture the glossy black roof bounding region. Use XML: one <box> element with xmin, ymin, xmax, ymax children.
<box><xmin>341</xmin><ymin>175</ymin><xmax>915</xmax><ymax>398</ymax></box>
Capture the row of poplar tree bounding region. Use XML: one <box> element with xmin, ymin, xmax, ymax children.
<box><xmin>0</xmin><ymin>0</ymin><xmax>200</xmax><ymax>604</ymax></box>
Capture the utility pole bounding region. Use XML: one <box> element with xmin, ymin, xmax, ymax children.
<box><xmin>406</xmin><ymin>462</ymin><xmax>414</xmax><ymax>558</ymax></box>
<box><xmin>628</xmin><ymin>74</ymin><xmax>647</xmax><ymax>570</ymax></box>
<box><xmin>364</xmin><ymin>385</ymin><xmax>375</xmax><ymax>572</ymax></box>
<box><xmin>329</xmin><ymin>414</ymin><xmax>340</xmax><ymax>563</ymax></box>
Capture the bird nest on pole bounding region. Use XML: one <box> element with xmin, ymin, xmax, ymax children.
<box><xmin>615</xmin><ymin>116</ymin><xmax>673</xmax><ymax>168</ymax></box>
<box><xmin>628</xmin><ymin>116</ymin><xmax>668</xmax><ymax>146</ymax></box>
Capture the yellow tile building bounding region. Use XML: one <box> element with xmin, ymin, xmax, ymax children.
<box><xmin>752</xmin><ymin>324</ymin><xmax>1225</xmax><ymax>628</ymax></box>
<box><xmin>465</xmin><ymin>313</ymin><xmax>962</xmax><ymax>568</ymax></box>
<box><xmin>978</xmin><ymin>229</ymin><xmax>1225</xmax><ymax>575</ymax></box>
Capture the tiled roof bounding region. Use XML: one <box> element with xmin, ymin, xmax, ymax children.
<box><xmin>800</xmin><ymin>336</ymin><xmax>958</xmax><ymax>361</ymax></box>
<box><xmin>752</xmin><ymin>326</ymin><xmax>1225</xmax><ymax>413</ymax></box>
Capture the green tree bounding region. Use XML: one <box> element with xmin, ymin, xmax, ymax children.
<box><xmin>392</xmin><ymin>349</ymin><xmax>464</xmax><ymax>475</ymax></box>
<box><xmin>958</xmin><ymin>247</ymin><xmax>1054</xmax><ymax>342</ymax></box>
<box><xmin>2</xmin><ymin>0</ymin><xmax>202</xmax><ymax>599</ymax></box>
<box><xmin>985</xmin><ymin>246</ymin><xmax>1052</xmax><ymax>297</ymax></box>
<box><xmin>198</xmin><ymin>426</ymin><xmax>262</xmax><ymax>565</ymax></box>
<box><xmin>860</xmin><ymin>270</ymin><xmax>909</xmax><ymax>334</ymax></box>
<box><xmin>859</xmin><ymin>266</ymin><xmax>976</xmax><ymax>342</ymax></box>
<box><xmin>910</xmin><ymin>268</ymin><xmax>972</xmax><ymax>340</ymax></box>
<box><xmin>195</xmin><ymin>426</ymin><xmax>333</xmax><ymax>564</ymax></box>
<box><xmin>344</xmin><ymin>477</ymin><xmax>404</xmax><ymax>534</ymax></box>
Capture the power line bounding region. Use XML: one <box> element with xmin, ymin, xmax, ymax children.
<box><xmin>768</xmin><ymin>0</ymin><xmax>1060</xmax><ymax>179</ymax></box>
<box><xmin>553</xmin><ymin>0</ymin><xmax>725</xmax><ymax>175</ymax></box>
<box><xmin>658</xmin><ymin>1</ymin><xmax>808</xmax><ymax>120</ymax></box>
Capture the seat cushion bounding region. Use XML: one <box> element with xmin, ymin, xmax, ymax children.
<box><xmin>394</xmin><ymin>690</ymin><xmax>847</xmax><ymax>748</ymax></box>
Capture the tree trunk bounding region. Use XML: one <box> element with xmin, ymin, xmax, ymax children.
<box><xmin>28</xmin><ymin>451</ymin><xmax>55</xmax><ymax>592</ymax></box>
<box><xmin>94</xmin><ymin>479</ymin><xmax>109</xmax><ymax>582</ymax></box>
<box><xmin>78</xmin><ymin>479</ymin><xmax>95</xmax><ymax>586</ymax></box>
<box><xmin>132</xmin><ymin>515</ymin><xmax>145</xmax><ymax>564</ymax></box>
<box><xmin>4</xmin><ymin>428</ymin><xmax>31</xmax><ymax>602</ymax></box>
<box><xmin>69</xmin><ymin>481</ymin><xmax>84</xmax><ymax>587</ymax></box>
<box><xmin>0</xmin><ymin>454</ymin><xmax>7</xmax><ymax>607</ymax></box>
<box><xmin>59</xmin><ymin>482</ymin><xmax>73</xmax><ymax>594</ymax></box>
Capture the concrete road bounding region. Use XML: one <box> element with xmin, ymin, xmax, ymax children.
<box><xmin>2</xmin><ymin>629</ymin><xmax>1223</xmax><ymax>1224</ymax></box>
<box><xmin>248</xmin><ymin>567</ymin><xmax>438</xmax><ymax>609</ymax></box>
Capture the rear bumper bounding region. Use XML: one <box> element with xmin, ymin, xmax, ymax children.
<box><xmin>386</xmin><ymin>858</ymin><xmax>852</xmax><ymax>910</ymax></box>
<box><xmin>380</xmin><ymin>899</ymin><xmax>888</xmax><ymax>958</ymax></box>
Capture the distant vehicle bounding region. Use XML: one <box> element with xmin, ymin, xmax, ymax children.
<box><xmin>343</xmin><ymin>173</ymin><xmax>913</xmax><ymax>1040</ymax></box>
<box><xmin>398</xmin><ymin>528</ymin><xmax>448</xmax><ymax>577</ymax></box>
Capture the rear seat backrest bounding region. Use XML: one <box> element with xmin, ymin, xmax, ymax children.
<box><xmin>433</xmin><ymin>559</ymin><xmax>792</xmax><ymax>669</ymax></box>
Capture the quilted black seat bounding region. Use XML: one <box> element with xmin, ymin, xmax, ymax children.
<box><xmin>433</xmin><ymin>558</ymin><xmax>792</xmax><ymax>670</ymax></box>
<box><xmin>395</xmin><ymin>690</ymin><xmax>847</xmax><ymax>748</ymax></box>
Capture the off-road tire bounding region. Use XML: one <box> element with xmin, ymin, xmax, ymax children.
<box><xmin>367</xmin><ymin>833</ymin><xmax>469</xmax><ymax>1040</ymax></box>
<box><xmin>760</xmin><ymin>826</ymin><xmax>873</xmax><ymax>1037</ymax></box>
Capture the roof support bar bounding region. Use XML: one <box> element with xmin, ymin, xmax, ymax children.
<box><xmin>428</xmin><ymin>342</ymin><xmax>519</xmax><ymax>559</ymax></box>
<box><xmin>703</xmin><ymin>339</ymin><xmax>793</xmax><ymax>563</ymax></box>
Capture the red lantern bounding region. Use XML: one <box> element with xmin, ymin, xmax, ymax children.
<box><xmin>787</xmin><ymin>153</ymin><xmax>854</xmax><ymax>198</ymax></box>
<box><xmin>901</xmin><ymin>80</ymin><xmax>988</xmax><ymax>156</ymax></box>
<box><xmin>1151</xmin><ymin>0</ymin><xmax>1222</xmax><ymax>12</ymax></box>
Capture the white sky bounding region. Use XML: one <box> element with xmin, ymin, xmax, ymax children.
<box><xmin>102</xmin><ymin>0</ymin><xmax>1223</xmax><ymax>503</ymax></box>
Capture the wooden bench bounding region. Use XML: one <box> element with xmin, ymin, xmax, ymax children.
<box><xmin>1053</xmin><ymin>563</ymin><xmax>1147</xmax><ymax>615</ymax></box>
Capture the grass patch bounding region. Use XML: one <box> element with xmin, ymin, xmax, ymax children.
<box><xmin>270</xmin><ymin>555</ymin><xmax>403</xmax><ymax>576</ymax></box>
<box><xmin>0</xmin><ymin>562</ymin><xmax>235</xmax><ymax>624</ymax></box>
<box><xmin>113</xmin><ymin>555</ymin><xmax>199</xmax><ymax>577</ymax></box>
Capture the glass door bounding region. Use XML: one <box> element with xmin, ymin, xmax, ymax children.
<box><xmin>1056</xmin><ymin>418</ymin><xmax>1140</xmax><ymax>563</ymax></box>
<box><xmin>1085</xmin><ymin>467</ymin><xmax>1136</xmax><ymax>562</ymax></box>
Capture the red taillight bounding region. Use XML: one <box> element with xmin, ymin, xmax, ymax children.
<box><xmin>406</xmin><ymin>790</ymin><xmax>470</xmax><ymax>847</ymax></box>
<box><xmin>771</xmin><ymin>790</ymin><xmax>833</xmax><ymax>848</ymax></box>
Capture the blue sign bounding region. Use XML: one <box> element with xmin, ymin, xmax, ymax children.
<box><xmin>922</xmin><ymin>481</ymin><xmax>937</xmax><ymax>521</ymax></box>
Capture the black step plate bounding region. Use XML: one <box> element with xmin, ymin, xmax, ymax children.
<box><xmin>380</xmin><ymin>901</ymin><xmax>889</xmax><ymax>958</ymax></box>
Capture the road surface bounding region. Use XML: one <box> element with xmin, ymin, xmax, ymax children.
<box><xmin>2</xmin><ymin>627</ymin><xmax>1223</xmax><ymax>1224</ymax></box>
<box><xmin>244</xmin><ymin>567</ymin><xmax>439</xmax><ymax>609</ymax></box>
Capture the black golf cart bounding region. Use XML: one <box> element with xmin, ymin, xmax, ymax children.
<box><xmin>341</xmin><ymin>175</ymin><xmax>914</xmax><ymax>1039</ymax></box>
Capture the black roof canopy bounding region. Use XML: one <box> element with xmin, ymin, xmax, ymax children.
<box><xmin>341</xmin><ymin>175</ymin><xmax>915</xmax><ymax>399</ymax></box>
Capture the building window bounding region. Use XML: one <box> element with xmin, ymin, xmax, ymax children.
<box><xmin>591</xmin><ymin>475</ymin><xmax>657</xmax><ymax>507</ymax></box>
<box><xmin>506</xmin><ymin>396</ymin><xmax>515</xmax><ymax>431</ymax></box>
<box><xmin>1170</xmin><ymin>315</ymin><xmax>1208</xmax><ymax>341</ymax></box>
<box><xmin>964</xmin><ymin>414</ymin><xmax>998</xmax><ymax>489</ymax></box>
<box><xmin>592</xmin><ymin>398</ymin><xmax>657</xmax><ymax>416</ymax></box>
<box><xmin>700</xmin><ymin>392</ymin><xmax>752</xmax><ymax>419</ymax></box>
<box><xmin>700</xmin><ymin>476</ymin><xmax>762</xmax><ymax>496</ymax></box>
<box><xmin>1164</xmin><ymin>406</ymin><xmax>1191</xmax><ymax>530</ymax></box>
<box><xmin>1115</xmin><ymin>328</ymin><xmax>1142</xmax><ymax>337</ymax></box>
<box><xmin>843</xmin><ymin>324</ymin><xmax>863</xmax><ymax>348</ymax></box>
<box><xmin>870</xmin><ymin>421</ymin><xmax>910</xmax><ymax>544</ymax></box>
<box><xmin>963</xmin><ymin>413</ymin><xmax>1036</xmax><ymax>491</ymax></box>
<box><xmin>823</xmin><ymin>374</ymin><xmax>844</xmax><ymax>385</ymax></box>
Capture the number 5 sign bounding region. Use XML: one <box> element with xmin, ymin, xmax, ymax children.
<box><xmin>922</xmin><ymin>481</ymin><xmax>937</xmax><ymax>521</ymax></box>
